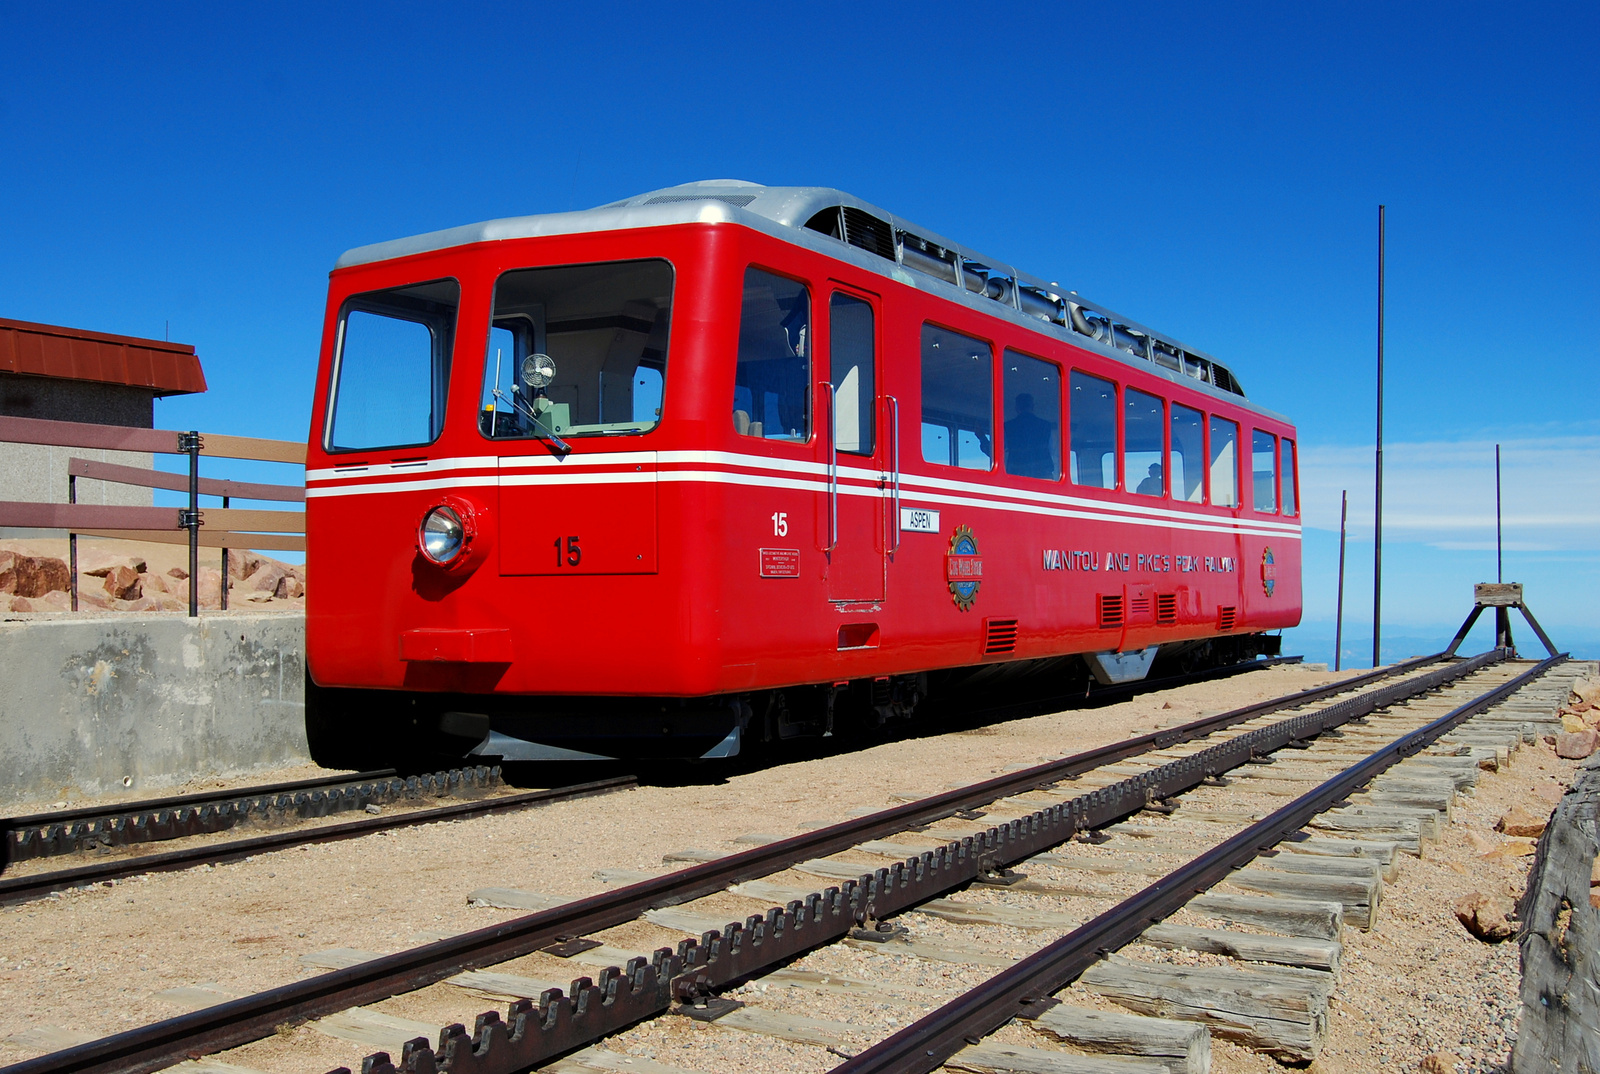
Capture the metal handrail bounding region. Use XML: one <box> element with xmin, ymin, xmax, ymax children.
<box><xmin>824</xmin><ymin>381</ymin><xmax>838</xmax><ymax>552</ymax></box>
<box><xmin>886</xmin><ymin>394</ymin><xmax>900</xmax><ymax>553</ymax></box>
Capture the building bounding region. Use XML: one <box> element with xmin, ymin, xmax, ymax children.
<box><xmin>0</xmin><ymin>317</ymin><xmax>207</xmax><ymax>526</ymax></box>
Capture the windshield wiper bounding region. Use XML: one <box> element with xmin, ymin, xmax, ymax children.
<box><xmin>493</xmin><ymin>388</ymin><xmax>570</xmax><ymax>454</ymax></box>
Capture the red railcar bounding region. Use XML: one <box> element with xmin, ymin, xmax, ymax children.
<box><xmin>303</xmin><ymin>181</ymin><xmax>1302</xmax><ymax>764</ymax></box>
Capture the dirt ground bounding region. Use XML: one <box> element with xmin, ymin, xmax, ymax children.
<box><xmin>0</xmin><ymin>661</ymin><xmax>1583</xmax><ymax>1074</ymax></box>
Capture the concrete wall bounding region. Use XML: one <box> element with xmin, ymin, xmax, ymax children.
<box><xmin>0</xmin><ymin>612</ymin><xmax>307</xmax><ymax>808</ymax></box>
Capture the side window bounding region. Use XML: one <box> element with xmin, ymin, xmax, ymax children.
<box><xmin>328</xmin><ymin>279</ymin><xmax>459</xmax><ymax>452</ymax></box>
<box><xmin>920</xmin><ymin>324</ymin><xmax>993</xmax><ymax>469</ymax></box>
<box><xmin>1170</xmin><ymin>403</ymin><xmax>1205</xmax><ymax>502</ymax></box>
<box><xmin>1252</xmin><ymin>429</ymin><xmax>1278</xmax><ymax>512</ymax></box>
<box><xmin>1282</xmin><ymin>438</ymin><xmax>1298</xmax><ymax>516</ymax></box>
<box><xmin>829</xmin><ymin>293</ymin><xmax>875</xmax><ymax>455</ymax></box>
<box><xmin>1002</xmin><ymin>351</ymin><xmax>1061</xmax><ymax>481</ymax></box>
<box><xmin>1209</xmin><ymin>416</ymin><xmax>1239</xmax><ymax>507</ymax></box>
<box><xmin>1124</xmin><ymin>388</ymin><xmax>1165</xmax><ymax>496</ymax></box>
<box><xmin>1069</xmin><ymin>370</ymin><xmax>1117</xmax><ymax>488</ymax></box>
<box><xmin>734</xmin><ymin>268</ymin><xmax>810</xmax><ymax>441</ymax></box>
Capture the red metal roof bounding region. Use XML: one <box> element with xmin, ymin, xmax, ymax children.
<box><xmin>0</xmin><ymin>317</ymin><xmax>207</xmax><ymax>396</ymax></box>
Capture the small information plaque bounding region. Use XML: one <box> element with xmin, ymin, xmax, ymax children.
<box><xmin>900</xmin><ymin>507</ymin><xmax>941</xmax><ymax>533</ymax></box>
<box><xmin>759</xmin><ymin>547</ymin><xmax>801</xmax><ymax>578</ymax></box>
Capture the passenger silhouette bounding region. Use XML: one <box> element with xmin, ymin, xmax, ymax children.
<box><xmin>1005</xmin><ymin>393</ymin><xmax>1057</xmax><ymax>479</ymax></box>
<box><xmin>1136</xmin><ymin>462</ymin><xmax>1164</xmax><ymax>496</ymax></box>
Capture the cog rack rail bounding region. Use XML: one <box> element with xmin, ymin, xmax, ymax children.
<box><xmin>2</xmin><ymin>650</ymin><xmax>1461</xmax><ymax>1074</ymax></box>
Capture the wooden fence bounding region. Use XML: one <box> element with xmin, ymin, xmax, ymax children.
<box><xmin>0</xmin><ymin>414</ymin><xmax>306</xmax><ymax>616</ymax></box>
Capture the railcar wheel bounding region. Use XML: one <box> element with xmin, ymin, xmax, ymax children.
<box><xmin>304</xmin><ymin>671</ymin><xmax>379</xmax><ymax>770</ymax></box>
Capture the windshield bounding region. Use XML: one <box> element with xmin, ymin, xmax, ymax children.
<box><xmin>326</xmin><ymin>279</ymin><xmax>459</xmax><ymax>452</ymax></box>
<box><xmin>479</xmin><ymin>259</ymin><xmax>672</xmax><ymax>440</ymax></box>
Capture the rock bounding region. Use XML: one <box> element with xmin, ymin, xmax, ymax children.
<box><xmin>81</xmin><ymin>553</ymin><xmax>147</xmax><ymax>577</ymax></box>
<box><xmin>243</xmin><ymin>589</ymin><xmax>275</xmax><ymax>603</ymax></box>
<box><xmin>127</xmin><ymin>593</ymin><xmax>186</xmax><ymax>613</ymax></box>
<box><xmin>0</xmin><ymin>555</ymin><xmax>72</xmax><ymax>598</ymax></box>
<box><xmin>1480</xmin><ymin>839</ymin><xmax>1537</xmax><ymax>860</ymax></box>
<box><xmin>101</xmin><ymin>564</ymin><xmax>142</xmax><ymax>601</ymax></box>
<box><xmin>1496</xmin><ymin>805</ymin><xmax>1548</xmax><ymax>838</ymax></box>
<box><xmin>228</xmin><ymin>552</ymin><xmax>268</xmax><ymax>581</ymax></box>
<box><xmin>242</xmin><ymin>562</ymin><xmax>287</xmax><ymax>596</ymax></box>
<box><xmin>1556</xmin><ymin>729</ymin><xmax>1599</xmax><ymax>759</ymax></box>
<box><xmin>8</xmin><ymin>591</ymin><xmax>70</xmax><ymax>613</ymax></box>
<box><xmin>141</xmin><ymin>572</ymin><xmax>171</xmax><ymax>595</ymax></box>
<box><xmin>1419</xmin><ymin>1052</ymin><xmax>1459</xmax><ymax>1074</ymax></box>
<box><xmin>166</xmin><ymin>566</ymin><xmax>189</xmax><ymax>580</ymax></box>
<box><xmin>75</xmin><ymin>588</ymin><xmax>115</xmax><ymax>610</ymax></box>
<box><xmin>1453</xmin><ymin>891</ymin><xmax>1515</xmax><ymax>941</ymax></box>
<box><xmin>275</xmin><ymin>572</ymin><xmax>304</xmax><ymax>599</ymax></box>
<box><xmin>1572</xmin><ymin>677</ymin><xmax>1600</xmax><ymax>707</ymax></box>
<box><xmin>196</xmin><ymin>568</ymin><xmax>222</xmax><ymax>608</ymax></box>
<box><xmin>1562</xmin><ymin>711</ymin><xmax>1588</xmax><ymax>733</ymax></box>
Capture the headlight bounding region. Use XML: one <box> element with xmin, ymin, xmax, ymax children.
<box><xmin>419</xmin><ymin>505</ymin><xmax>465</xmax><ymax>565</ymax></box>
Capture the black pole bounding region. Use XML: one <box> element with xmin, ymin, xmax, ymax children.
<box><xmin>1495</xmin><ymin>443</ymin><xmax>1503</xmax><ymax>583</ymax></box>
<box><xmin>1335</xmin><ymin>489</ymin><xmax>1348</xmax><ymax>672</ymax></box>
<box><xmin>181</xmin><ymin>431</ymin><xmax>202</xmax><ymax>617</ymax></box>
<box><xmin>221</xmin><ymin>496</ymin><xmax>230</xmax><ymax>612</ymax></box>
<box><xmin>1372</xmin><ymin>205</ymin><xmax>1385</xmax><ymax>668</ymax></box>
<box><xmin>68</xmin><ymin>474</ymin><xmax>78</xmax><ymax>612</ymax></box>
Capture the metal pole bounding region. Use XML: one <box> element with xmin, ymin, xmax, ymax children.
<box><xmin>1495</xmin><ymin>443</ymin><xmax>1503</xmax><ymax>583</ymax></box>
<box><xmin>181</xmin><ymin>431</ymin><xmax>202</xmax><ymax>617</ymax></box>
<box><xmin>221</xmin><ymin>496</ymin><xmax>230</xmax><ymax>612</ymax></box>
<box><xmin>1372</xmin><ymin>205</ymin><xmax>1385</xmax><ymax>668</ymax></box>
<box><xmin>1335</xmin><ymin>490</ymin><xmax>1348</xmax><ymax>672</ymax></box>
<box><xmin>68</xmin><ymin>474</ymin><xmax>78</xmax><ymax>612</ymax></box>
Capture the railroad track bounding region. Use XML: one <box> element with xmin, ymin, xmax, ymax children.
<box><xmin>0</xmin><ymin>776</ymin><xmax>634</xmax><ymax>906</ymax></box>
<box><xmin>1</xmin><ymin>767</ymin><xmax>497</xmax><ymax>865</ymax></box>
<box><xmin>10</xmin><ymin>648</ymin><xmax>1583</xmax><ymax>1074</ymax></box>
<box><xmin>0</xmin><ymin>655</ymin><xmax>1293</xmax><ymax>893</ymax></box>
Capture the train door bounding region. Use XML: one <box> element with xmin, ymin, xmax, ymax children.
<box><xmin>824</xmin><ymin>286</ymin><xmax>886</xmax><ymax>603</ymax></box>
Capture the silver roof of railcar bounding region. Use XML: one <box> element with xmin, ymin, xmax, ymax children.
<box><xmin>335</xmin><ymin>180</ymin><xmax>1286</xmax><ymax>420</ymax></box>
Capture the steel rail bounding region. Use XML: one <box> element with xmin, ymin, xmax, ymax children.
<box><xmin>0</xmin><ymin>655</ymin><xmax>1292</xmax><ymax>870</ymax></box>
<box><xmin>0</xmin><ymin>777</ymin><xmax>632</xmax><ymax>907</ymax></box>
<box><xmin>1</xmin><ymin>652</ymin><xmax>1457</xmax><ymax>1074</ymax></box>
<box><xmin>343</xmin><ymin>650</ymin><xmax>1507</xmax><ymax>1074</ymax></box>
<box><xmin>831</xmin><ymin>650</ymin><xmax>1566</xmax><ymax>1074</ymax></box>
<box><xmin>0</xmin><ymin>767</ymin><xmax>507</xmax><ymax>866</ymax></box>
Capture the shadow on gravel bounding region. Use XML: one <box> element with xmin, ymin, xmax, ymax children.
<box><xmin>488</xmin><ymin>659</ymin><xmax>1292</xmax><ymax>791</ymax></box>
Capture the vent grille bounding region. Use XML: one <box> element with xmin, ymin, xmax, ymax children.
<box><xmin>1217</xmin><ymin>606</ymin><xmax>1237</xmax><ymax>631</ymax></box>
<box><xmin>983</xmin><ymin>618</ymin><xmax>1019</xmax><ymax>655</ymax></box>
<box><xmin>645</xmin><ymin>194</ymin><xmax>757</xmax><ymax>207</ymax></box>
<box><xmin>1129</xmin><ymin>595</ymin><xmax>1152</xmax><ymax>618</ymax></box>
<box><xmin>841</xmin><ymin>207</ymin><xmax>896</xmax><ymax>260</ymax></box>
<box><xmin>1156</xmin><ymin>593</ymin><xmax>1178</xmax><ymax>624</ymax></box>
<box><xmin>1098</xmin><ymin>594</ymin><xmax>1125</xmax><ymax>629</ymax></box>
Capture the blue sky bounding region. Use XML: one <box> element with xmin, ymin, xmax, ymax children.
<box><xmin>1</xmin><ymin>3</ymin><xmax>1594</xmax><ymax>662</ymax></box>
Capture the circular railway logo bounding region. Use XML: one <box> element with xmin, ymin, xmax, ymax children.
<box><xmin>945</xmin><ymin>525</ymin><xmax>984</xmax><ymax>611</ymax></box>
<box><xmin>1261</xmin><ymin>546</ymin><xmax>1277</xmax><ymax>597</ymax></box>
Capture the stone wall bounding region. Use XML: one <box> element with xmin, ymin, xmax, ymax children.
<box><xmin>0</xmin><ymin>612</ymin><xmax>307</xmax><ymax>808</ymax></box>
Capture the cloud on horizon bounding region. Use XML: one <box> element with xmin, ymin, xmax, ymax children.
<box><xmin>1298</xmin><ymin>434</ymin><xmax>1600</xmax><ymax>556</ymax></box>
